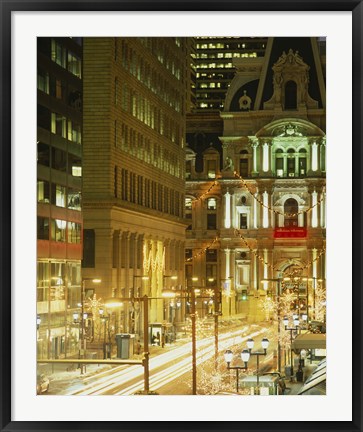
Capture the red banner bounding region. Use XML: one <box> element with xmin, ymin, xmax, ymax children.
<box><xmin>274</xmin><ymin>227</ymin><xmax>307</xmax><ymax>238</ymax></box>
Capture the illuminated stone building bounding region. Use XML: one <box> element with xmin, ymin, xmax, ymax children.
<box><xmin>82</xmin><ymin>38</ymin><xmax>188</xmax><ymax>340</ymax></box>
<box><xmin>37</xmin><ymin>37</ymin><xmax>83</xmax><ymax>359</ymax></box>
<box><xmin>186</xmin><ymin>37</ymin><xmax>326</xmax><ymax>322</ymax></box>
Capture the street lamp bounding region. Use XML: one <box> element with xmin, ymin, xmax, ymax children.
<box><xmin>99</xmin><ymin>308</ymin><xmax>110</xmax><ymax>359</ymax></box>
<box><xmin>246</xmin><ymin>337</ymin><xmax>270</xmax><ymax>394</ymax></box>
<box><xmin>80</xmin><ymin>278</ymin><xmax>101</xmax><ymax>374</ymax></box>
<box><xmin>224</xmin><ymin>349</ymin><xmax>249</xmax><ymax>393</ymax></box>
<box><xmin>283</xmin><ymin>315</ymin><xmax>300</xmax><ymax>378</ymax></box>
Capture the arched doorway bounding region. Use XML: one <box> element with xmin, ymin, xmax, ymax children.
<box><xmin>284</xmin><ymin>198</ymin><xmax>299</xmax><ymax>227</ymax></box>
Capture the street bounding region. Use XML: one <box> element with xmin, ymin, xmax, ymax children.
<box><xmin>47</xmin><ymin>321</ymin><xmax>277</xmax><ymax>396</ymax></box>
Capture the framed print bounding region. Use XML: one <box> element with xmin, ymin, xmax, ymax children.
<box><xmin>1</xmin><ymin>0</ymin><xmax>362</xmax><ymax>431</ymax></box>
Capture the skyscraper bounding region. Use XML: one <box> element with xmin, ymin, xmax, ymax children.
<box><xmin>82</xmin><ymin>38</ymin><xmax>188</xmax><ymax>342</ymax></box>
<box><xmin>37</xmin><ymin>37</ymin><xmax>83</xmax><ymax>359</ymax></box>
<box><xmin>194</xmin><ymin>37</ymin><xmax>268</xmax><ymax>112</ymax></box>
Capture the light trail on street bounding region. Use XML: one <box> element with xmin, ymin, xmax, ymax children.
<box><xmin>66</xmin><ymin>324</ymin><xmax>270</xmax><ymax>396</ymax></box>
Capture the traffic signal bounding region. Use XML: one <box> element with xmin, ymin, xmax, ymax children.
<box><xmin>241</xmin><ymin>289</ymin><xmax>248</xmax><ymax>301</ymax></box>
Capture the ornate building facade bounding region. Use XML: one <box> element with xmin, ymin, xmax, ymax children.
<box><xmin>186</xmin><ymin>37</ymin><xmax>326</xmax><ymax>323</ymax></box>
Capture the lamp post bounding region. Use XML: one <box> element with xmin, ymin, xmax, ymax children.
<box><xmin>246</xmin><ymin>337</ymin><xmax>269</xmax><ymax>394</ymax></box>
<box><xmin>80</xmin><ymin>278</ymin><xmax>101</xmax><ymax>374</ymax></box>
<box><xmin>99</xmin><ymin>308</ymin><xmax>110</xmax><ymax>359</ymax></box>
<box><xmin>224</xmin><ymin>338</ymin><xmax>269</xmax><ymax>394</ymax></box>
<box><xmin>224</xmin><ymin>349</ymin><xmax>249</xmax><ymax>393</ymax></box>
<box><xmin>283</xmin><ymin>315</ymin><xmax>300</xmax><ymax>378</ymax></box>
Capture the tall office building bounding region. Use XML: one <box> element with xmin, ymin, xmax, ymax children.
<box><xmin>194</xmin><ymin>37</ymin><xmax>268</xmax><ymax>112</ymax></box>
<box><xmin>37</xmin><ymin>37</ymin><xmax>83</xmax><ymax>359</ymax></box>
<box><xmin>82</xmin><ymin>38</ymin><xmax>188</xmax><ymax>344</ymax></box>
<box><xmin>185</xmin><ymin>37</ymin><xmax>326</xmax><ymax>328</ymax></box>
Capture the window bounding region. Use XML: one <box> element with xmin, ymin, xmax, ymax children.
<box><xmin>51</xmin><ymin>113</ymin><xmax>67</xmax><ymax>138</ymax></box>
<box><xmin>284</xmin><ymin>198</ymin><xmax>299</xmax><ymax>227</ymax></box>
<box><xmin>52</xmin><ymin>147</ymin><xmax>67</xmax><ymax>172</ymax></box>
<box><xmin>67</xmin><ymin>188</ymin><xmax>81</xmax><ymax>210</ymax></box>
<box><xmin>37</xmin><ymin>142</ymin><xmax>50</xmax><ymax>166</ymax></box>
<box><xmin>68</xmin><ymin>222</ymin><xmax>81</xmax><ymax>243</ymax></box>
<box><xmin>68</xmin><ymin>120</ymin><xmax>82</xmax><ymax>144</ymax></box>
<box><xmin>121</xmin><ymin>169</ymin><xmax>128</xmax><ymax>201</ymax></box>
<box><xmin>164</xmin><ymin>187</ymin><xmax>169</xmax><ymax>213</ymax></box>
<box><xmin>185</xmin><ymin>197</ymin><xmax>192</xmax><ymax>210</ymax></box>
<box><xmin>239</xmin><ymin>159</ymin><xmax>248</xmax><ymax>177</ymax></box>
<box><xmin>275</xmin><ymin>149</ymin><xmax>284</xmax><ymax>177</ymax></box>
<box><xmin>37</xmin><ymin>217</ymin><xmax>49</xmax><ymax>240</ymax></box>
<box><xmin>67</xmin><ymin>51</ymin><xmax>82</xmax><ymax>78</ymax></box>
<box><xmin>114</xmin><ymin>166</ymin><xmax>118</xmax><ymax>198</ymax></box>
<box><xmin>207</xmin><ymin>160</ymin><xmax>216</xmax><ymax>179</ymax></box>
<box><xmin>137</xmin><ymin>176</ymin><xmax>143</xmax><ymax>205</ymax></box>
<box><xmin>206</xmin><ymin>264</ymin><xmax>217</xmax><ymax>285</ymax></box>
<box><xmin>287</xmin><ymin>149</ymin><xmax>295</xmax><ymax>177</ymax></box>
<box><xmin>206</xmin><ymin>249</ymin><xmax>217</xmax><ymax>262</ymax></box>
<box><xmin>51</xmin><ymin>219</ymin><xmax>66</xmax><ymax>242</ymax></box>
<box><xmin>207</xmin><ymin>198</ymin><xmax>217</xmax><ymax>210</ymax></box>
<box><xmin>240</xmin><ymin>213</ymin><xmax>248</xmax><ymax>229</ymax></box>
<box><xmin>37</xmin><ymin>180</ymin><xmax>50</xmax><ymax>203</ymax></box>
<box><xmin>299</xmin><ymin>149</ymin><xmax>307</xmax><ymax>176</ymax></box>
<box><xmin>68</xmin><ymin>153</ymin><xmax>82</xmax><ymax>177</ymax></box>
<box><xmin>207</xmin><ymin>214</ymin><xmax>217</xmax><ymax>230</ymax></box>
<box><xmin>37</xmin><ymin>69</ymin><xmax>49</xmax><ymax>93</ymax></box>
<box><xmin>50</xmin><ymin>76</ymin><xmax>65</xmax><ymax>100</ymax></box>
<box><xmin>185</xmin><ymin>212</ymin><xmax>192</xmax><ymax>230</ymax></box>
<box><xmin>51</xmin><ymin>184</ymin><xmax>66</xmax><ymax>207</ymax></box>
<box><xmin>37</xmin><ymin>105</ymin><xmax>51</xmax><ymax>131</ymax></box>
<box><xmin>51</xmin><ymin>39</ymin><xmax>67</xmax><ymax>68</ymax></box>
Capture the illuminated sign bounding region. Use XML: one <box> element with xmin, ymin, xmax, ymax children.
<box><xmin>274</xmin><ymin>227</ymin><xmax>307</xmax><ymax>238</ymax></box>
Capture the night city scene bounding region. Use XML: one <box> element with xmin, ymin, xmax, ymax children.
<box><xmin>36</xmin><ymin>36</ymin><xmax>326</xmax><ymax>396</ymax></box>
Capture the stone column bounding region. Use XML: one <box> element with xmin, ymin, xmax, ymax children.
<box><xmin>224</xmin><ymin>189</ymin><xmax>232</xmax><ymax>229</ymax></box>
<box><xmin>250</xmin><ymin>139</ymin><xmax>259</xmax><ymax>177</ymax></box>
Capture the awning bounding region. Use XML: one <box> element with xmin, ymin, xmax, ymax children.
<box><xmin>298</xmin><ymin>358</ymin><xmax>326</xmax><ymax>395</ymax></box>
<box><xmin>292</xmin><ymin>333</ymin><xmax>326</xmax><ymax>350</ymax></box>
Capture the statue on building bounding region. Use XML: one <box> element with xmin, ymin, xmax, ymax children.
<box><xmin>223</xmin><ymin>156</ymin><xmax>233</xmax><ymax>171</ymax></box>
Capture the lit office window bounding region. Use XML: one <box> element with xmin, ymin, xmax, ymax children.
<box><xmin>51</xmin><ymin>219</ymin><xmax>66</xmax><ymax>242</ymax></box>
<box><xmin>68</xmin><ymin>222</ymin><xmax>82</xmax><ymax>243</ymax></box>
<box><xmin>37</xmin><ymin>70</ymin><xmax>49</xmax><ymax>93</ymax></box>
<box><xmin>51</xmin><ymin>39</ymin><xmax>66</xmax><ymax>68</ymax></box>
<box><xmin>68</xmin><ymin>51</ymin><xmax>82</xmax><ymax>78</ymax></box>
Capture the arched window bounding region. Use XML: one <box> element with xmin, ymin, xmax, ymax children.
<box><xmin>284</xmin><ymin>198</ymin><xmax>299</xmax><ymax>227</ymax></box>
<box><xmin>285</xmin><ymin>80</ymin><xmax>297</xmax><ymax>110</ymax></box>
<box><xmin>299</xmin><ymin>148</ymin><xmax>307</xmax><ymax>176</ymax></box>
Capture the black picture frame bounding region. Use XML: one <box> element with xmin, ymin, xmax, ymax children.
<box><xmin>1</xmin><ymin>1</ymin><xmax>362</xmax><ymax>431</ymax></box>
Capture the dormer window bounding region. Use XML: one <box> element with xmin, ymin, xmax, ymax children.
<box><xmin>207</xmin><ymin>160</ymin><xmax>216</xmax><ymax>179</ymax></box>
